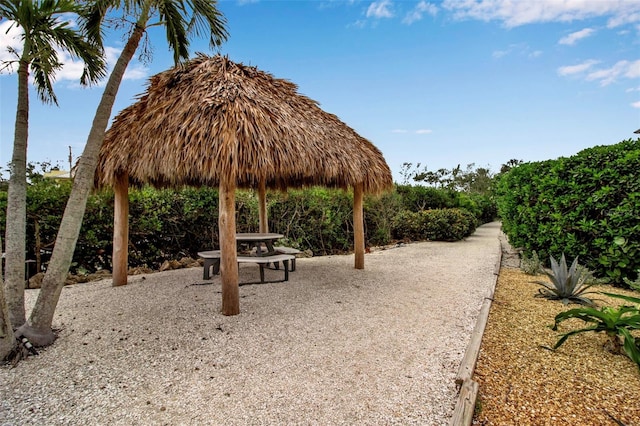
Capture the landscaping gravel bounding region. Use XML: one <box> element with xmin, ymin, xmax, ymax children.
<box><xmin>473</xmin><ymin>267</ymin><xmax>640</xmax><ymax>425</ymax></box>
<box><xmin>1</xmin><ymin>222</ymin><xmax>501</xmax><ymax>425</ymax></box>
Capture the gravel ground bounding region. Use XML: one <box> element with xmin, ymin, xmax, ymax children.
<box><xmin>473</xmin><ymin>268</ymin><xmax>640</xmax><ymax>425</ymax></box>
<box><xmin>1</xmin><ymin>222</ymin><xmax>501</xmax><ymax>426</ymax></box>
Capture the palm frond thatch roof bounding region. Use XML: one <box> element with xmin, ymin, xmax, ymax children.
<box><xmin>96</xmin><ymin>54</ymin><xmax>392</xmax><ymax>194</ymax></box>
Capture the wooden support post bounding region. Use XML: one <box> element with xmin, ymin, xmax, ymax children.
<box><xmin>112</xmin><ymin>173</ymin><xmax>129</xmax><ymax>287</ymax></box>
<box><xmin>353</xmin><ymin>183</ymin><xmax>365</xmax><ymax>269</ymax></box>
<box><xmin>219</xmin><ymin>177</ymin><xmax>239</xmax><ymax>315</ymax></box>
<box><xmin>258</xmin><ymin>179</ymin><xmax>268</xmax><ymax>233</ymax></box>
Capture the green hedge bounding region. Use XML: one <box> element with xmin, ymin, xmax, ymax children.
<box><xmin>391</xmin><ymin>208</ymin><xmax>478</xmax><ymax>242</ymax></box>
<box><xmin>496</xmin><ymin>138</ymin><xmax>640</xmax><ymax>285</ymax></box>
<box><xmin>395</xmin><ymin>184</ymin><xmax>496</xmax><ymax>224</ymax></box>
<box><xmin>267</xmin><ymin>188</ymin><xmax>354</xmax><ymax>254</ymax></box>
<box><xmin>0</xmin><ymin>182</ymin><xmax>489</xmax><ymax>274</ymax></box>
<box><xmin>395</xmin><ymin>184</ymin><xmax>457</xmax><ymax>211</ymax></box>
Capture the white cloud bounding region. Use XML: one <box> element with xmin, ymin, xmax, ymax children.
<box><xmin>392</xmin><ymin>129</ymin><xmax>408</xmax><ymax>133</ymax></box>
<box><xmin>557</xmin><ymin>59</ymin><xmax>600</xmax><ymax>76</ymax></box>
<box><xmin>55</xmin><ymin>51</ymin><xmax>91</xmax><ymax>82</ymax></box>
<box><xmin>366</xmin><ymin>1</ymin><xmax>394</xmax><ymax>19</ymax></box>
<box><xmin>0</xmin><ymin>20</ymin><xmax>90</xmax><ymax>81</ymax></box>
<box><xmin>631</xmin><ymin>100</ymin><xmax>640</xmax><ymax>108</ymax></box>
<box><xmin>586</xmin><ymin>60</ymin><xmax>637</xmax><ymax>86</ymax></box>
<box><xmin>348</xmin><ymin>19</ymin><xmax>367</xmax><ymax>29</ymax></box>
<box><xmin>626</xmin><ymin>59</ymin><xmax>640</xmax><ymax>78</ymax></box>
<box><xmin>492</xmin><ymin>43</ymin><xmax>541</xmax><ymax>60</ymax></box>
<box><xmin>442</xmin><ymin>0</ymin><xmax>640</xmax><ymax>28</ymax></box>
<box><xmin>1</xmin><ymin>22</ymin><xmax>148</xmax><ymax>86</ymax></box>
<box><xmin>607</xmin><ymin>11</ymin><xmax>640</xmax><ymax>28</ymax></box>
<box><xmin>403</xmin><ymin>1</ymin><xmax>438</xmax><ymax>25</ymax></box>
<box><xmin>626</xmin><ymin>86</ymin><xmax>640</xmax><ymax>92</ymax></box>
<box><xmin>559</xmin><ymin>28</ymin><xmax>595</xmax><ymax>45</ymax></box>
<box><xmin>0</xmin><ymin>20</ymin><xmax>23</xmax><ymax>70</ymax></box>
<box><xmin>559</xmin><ymin>59</ymin><xmax>640</xmax><ymax>86</ymax></box>
<box><xmin>492</xmin><ymin>49</ymin><xmax>508</xmax><ymax>59</ymax></box>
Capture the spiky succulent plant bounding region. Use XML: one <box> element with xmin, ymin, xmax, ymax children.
<box><xmin>534</xmin><ymin>254</ymin><xmax>596</xmax><ymax>306</ymax></box>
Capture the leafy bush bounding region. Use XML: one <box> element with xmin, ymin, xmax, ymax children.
<box><xmin>455</xmin><ymin>192</ymin><xmax>482</xmax><ymax>221</ymax></box>
<box><xmin>268</xmin><ymin>188</ymin><xmax>353</xmax><ymax>255</ymax></box>
<box><xmin>521</xmin><ymin>250</ymin><xmax>542</xmax><ymax>275</ymax></box>
<box><xmin>0</xmin><ymin>178</ymin><xmax>73</xmax><ymax>274</ymax></box>
<box><xmin>496</xmin><ymin>138</ymin><xmax>640</xmax><ymax>285</ymax></box>
<box><xmin>391</xmin><ymin>208</ymin><xmax>477</xmax><ymax>242</ymax></box>
<box><xmin>364</xmin><ymin>191</ymin><xmax>403</xmax><ymax>246</ymax></box>
<box><xmin>76</xmin><ymin>189</ymin><xmax>114</xmax><ymax>272</ymax></box>
<box><xmin>395</xmin><ymin>184</ymin><xmax>457</xmax><ymax>211</ymax></box>
<box><xmin>466</xmin><ymin>192</ymin><xmax>498</xmax><ymax>224</ymax></box>
<box><xmin>390</xmin><ymin>210</ymin><xmax>424</xmax><ymax>241</ymax></box>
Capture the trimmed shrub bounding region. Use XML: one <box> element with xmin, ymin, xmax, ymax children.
<box><xmin>268</xmin><ymin>188</ymin><xmax>353</xmax><ymax>255</ymax></box>
<box><xmin>391</xmin><ymin>208</ymin><xmax>477</xmax><ymax>242</ymax></box>
<box><xmin>364</xmin><ymin>190</ymin><xmax>403</xmax><ymax>247</ymax></box>
<box><xmin>496</xmin><ymin>138</ymin><xmax>640</xmax><ymax>286</ymax></box>
<box><xmin>395</xmin><ymin>184</ymin><xmax>457</xmax><ymax>211</ymax></box>
<box><xmin>466</xmin><ymin>192</ymin><xmax>498</xmax><ymax>224</ymax></box>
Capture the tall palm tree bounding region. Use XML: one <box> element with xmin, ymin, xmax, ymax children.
<box><xmin>18</xmin><ymin>0</ymin><xmax>228</xmax><ymax>346</ymax></box>
<box><xmin>0</xmin><ymin>0</ymin><xmax>106</xmax><ymax>332</ymax></box>
<box><xmin>1</xmin><ymin>235</ymin><xmax>15</xmax><ymax>360</ymax></box>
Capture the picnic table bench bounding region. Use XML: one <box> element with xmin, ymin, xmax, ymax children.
<box><xmin>197</xmin><ymin>250</ymin><xmax>296</xmax><ymax>284</ymax></box>
<box><xmin>249</xmin><ymin>246</ymin><xmax>301</xmax><ymax>271</ymax></box>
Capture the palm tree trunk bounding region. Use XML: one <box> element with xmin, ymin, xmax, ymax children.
<box><xmin>0</xmin><ymin>284</ymin><xmax>16</xmax><ymax>360</ymax></box>
<box><xmin>17</xmin><ymin>25</ymin><xmax>145</xmax><ymax>346</ymax></box>
<box><xmin>0</xmin><ymin>236</ymin><xmax>17</xmax><ymax>360</ymax></box>
<box><xmin>4</xmin><ymin>57</ymin><xmax>30</xmax><ymax>327</ymax></box>
<box><xmin>35</xmin><ymin>219</ymin><xmax>42</xmax><ymax>274</ymax></box>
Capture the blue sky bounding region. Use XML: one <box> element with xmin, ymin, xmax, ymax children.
<box><xmin>1</xmin><ymin>0</ymin><xmax>639</xmax><ymax>182</ymax></box>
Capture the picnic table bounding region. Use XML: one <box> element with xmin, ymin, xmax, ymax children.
<box><xmin>198</xmin><ymin>233</ymin><xmax>299</xmax><ymax>283</ymax></box>
<box><xmin>235</xmin><ymin>232</ymin><xmax>284</xmax><ymax>256</ymax></box>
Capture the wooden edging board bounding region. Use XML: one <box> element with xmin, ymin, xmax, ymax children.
<box><xmin>449</xmin><ymin>242</ymin><xmax>503</xmax><ymax>426</ymax></box>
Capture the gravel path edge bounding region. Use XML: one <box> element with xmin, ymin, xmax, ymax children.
<box><xmin>449</xmin><ymin>232</ymin><xmax>505</xmax><ymax>426</ymax></box>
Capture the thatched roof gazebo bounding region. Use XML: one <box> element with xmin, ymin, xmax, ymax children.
<box><xmin>96</xmin><ymin>54</ymin><xmax>393</xmax><ymax>315</ymax></box>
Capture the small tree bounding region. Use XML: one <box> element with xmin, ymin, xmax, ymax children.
<box><xmin>1</xmin><ymin>0</ymin><xmax>105</xmax><ymax>327</ymax></box>
<box><xmin>19</xmin><ymin>0</ymin><xmax>228</xmax><ymax>346</ymax></box>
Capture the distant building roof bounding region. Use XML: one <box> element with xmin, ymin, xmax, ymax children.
<box><xmin>43</xmin><ymin>170</ymin><xmax>72</xmax><ymax>179</ymax></box>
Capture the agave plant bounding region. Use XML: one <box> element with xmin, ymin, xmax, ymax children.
<box><xmin>534</xmin><ymin>254</ymin><xmax>596</xmax><ymax>306</ymax></box>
